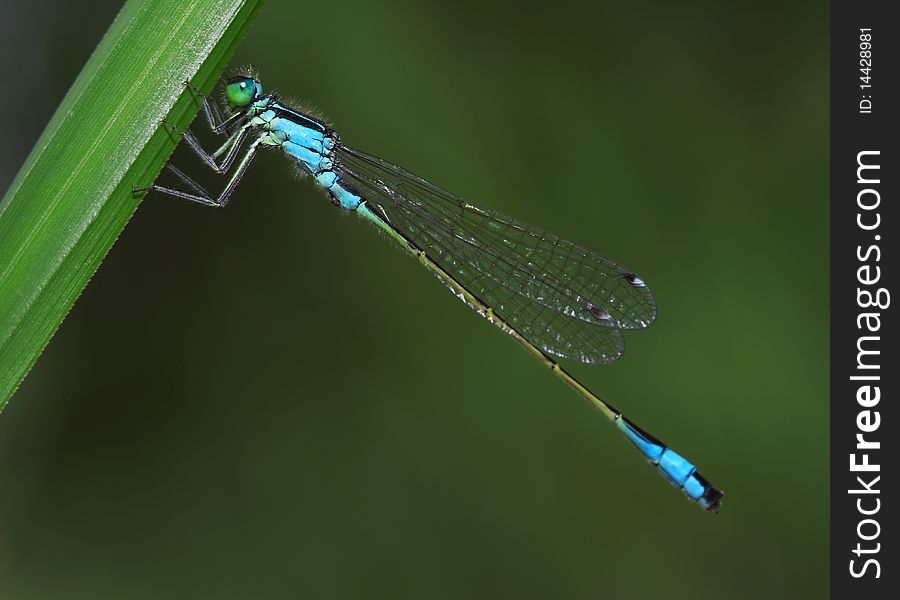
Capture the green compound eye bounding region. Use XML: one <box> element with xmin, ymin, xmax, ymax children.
<box><xmin>225</xmin><ymin>77</ymin><xmax>257</xmax><ymax>106</ymax></box>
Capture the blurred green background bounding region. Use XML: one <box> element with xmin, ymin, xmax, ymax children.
<box><xmin>0</xmin><ymin>0</ymin><xmax>827</xmax><ymax>598</ymax></box>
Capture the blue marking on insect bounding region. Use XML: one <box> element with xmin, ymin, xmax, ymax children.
<box><xmin>615</xmin><ymin>415</ymin><xmax>721</xmax><ymax>510</ymax></box>
<box><xmin>271</xmin><ymin>102</ymin><xmax>328</xmax><ymax>133</ymax></box>
<box><xmin>683</xmin><ymin>473</ymin><xmax>708</xmax><ymax>503</ymax></box>
<box><xmin>616</xmin><ymin>416</ymin><xmax>664</xmax><ymax>462</ymax></box>
<box><xmin>332</xmin><ymin>182</ymin><xmax>363</xmax><ymax>209</ymax></box>
<box><xmin>313</xmin><ymin>171</ymin><xmax>363</xmax><ymax>209</ymax></box>
<box><xmin>316</xmin><ymin>171</ymin><xmax>337</xmax><ymax>189</ymax></box>
<box><xmin>658</xmin><ymin>448</ymin><xmax>696</xmax><ymax>487</ymax></box>
<box><xmin>283</xmin><ymin>142</ymin><xmax>330</xmax><ymax>173</ymax></box>
<box><xmin>272</xmin><ymin>115</ymin><xmax>327</xmax><ymax>153</ymax></box>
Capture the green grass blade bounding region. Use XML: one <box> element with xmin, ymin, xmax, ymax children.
<box><xmin>0</xmin><ymin>0</ymin><xmax>264</xmax><ymax>410</ymax></box>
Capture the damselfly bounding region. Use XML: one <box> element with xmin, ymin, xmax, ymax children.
<box><xmin>139</xmin><ymin>72</ymin><xmax>723</xmax><ymax>512</ymax></box>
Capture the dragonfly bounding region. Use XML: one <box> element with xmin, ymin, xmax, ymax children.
<box><xmin>139</xmin><ymin>71</ymin><xmax>723</xmax><ymax>512</ymax></box>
